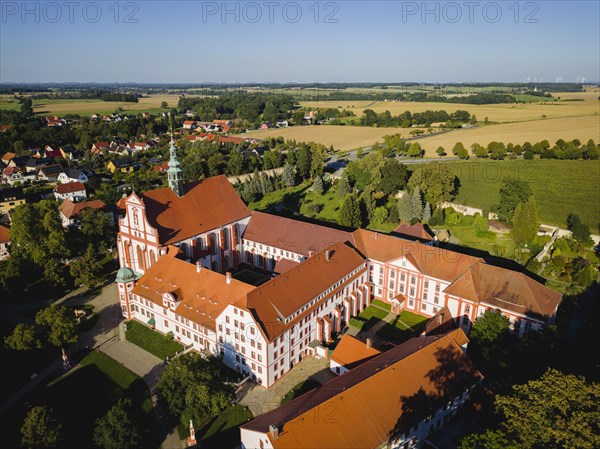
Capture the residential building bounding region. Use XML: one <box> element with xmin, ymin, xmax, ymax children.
<box><xmin>240</xmin><ymin>329</ymin><xmax>481</xmax><ymax>449</ymax></box>
<box><xmin>54</xmin><ymin>181</ymin><xmax>87</xmax><ymax>202</ymax></box>
<box><xmin>58</xmin><ymin>167</ymin><xmax>89</xmax><ymax>184</ymax></box>
<box><xmin>0</xmin><ymin>187</ymin><xmax>26</xmax><ymax>213</ymax></box>
<box><xmin>1</xmin><ymin>152</ymin><xmax>16</xmax><ymax>166</ymax></box>
<box><xmin>107</xmin><ymin>159</ymin><xmax>138</xmax><ymax>173</ymax></box>
<box><xmin>58</xmin><ymin>199</ymin><xmax>107</xmax><ymax>228</ymax></box>
<box><xmin>37</xmin><ymin>164</ymin><xmax>64</xmax><ymax>182</ymax></box>
<box><xmin>0</xmin><ymin>224</ymin><xmax>10</xmax><ymax>259</ymax></box>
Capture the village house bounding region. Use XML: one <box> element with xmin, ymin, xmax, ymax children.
<box><xmin>54</xmin><ymin>181</ymin><xmax>87</xmax><ymax>202</ymax></box>
<box><xmin>114</xmin><ymin>139</ymin><xmax>563</xmax><ymax>390</ymax></box>
<box><xmin>0</xmin><ymin>224</ymin><xmax>10</xmax><ymax>259</ymax></box>
<box><xmin>58</xmin><ymin>199</ymin><xmax>107</xmax><ymax>228</ymax></box>
<box><xmin>2</xmin><ymin>167</ymin><xmax>24</xmax><ymax>185</ymax></box>
<box><xmin>37</xmin><ymin>164</ymin><xmax>64</xmax><ymax>182</ymax></box>
<box><xmin>25</xmin><ymin>157</ymin><xmax>54</xmax><ymax>173</ymax></box>
<box><xmin>91</xmin><ymin>142</ymin><xmax>110</xmax><ymax>155</ymax></box>
<box><xmin>107</xmin><ymin>159</ymin><xmax>138</xmax><ymax>173</ymax></box>
<box><xmin>240</xmin><ymin>329</ymin><xmax>481</xmax><ymax>449</ymax></box>
<box><xmin>59</xmin><ymin>146</ymin><xmax>81</xmax><ymax>161</ymax></box>
<box><xmin>1</xmin><ymin>152</ymin><xmax>16</xmax><ymax>166</ymax></box>
<box><xmin>58</xmin><ymin>167</ymin><xmax>89</xmax><ymax>184</ymax></box>
<box><xmin>0</xmin><ymin>187</ymin><xmax>26</xmax><ymax>214</ymax></box>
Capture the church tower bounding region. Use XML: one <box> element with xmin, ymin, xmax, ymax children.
<box><xmin>167</xmin><ymin>131</ymin><xmax>185</xmax><ymax>197</ymax></box>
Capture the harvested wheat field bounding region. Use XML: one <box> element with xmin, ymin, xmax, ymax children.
<box><xmin>414</xmin><ymin>115</ymin><xmax>600</xmax><ymax>157</ymax></box>
<box><xmin>242</xmin><ymin>125</ymin><xmax>428</xmax><ymax>150</ymax></box>
<box><xmin>300</xmin><ymin>97</ymin><xmax>599</xmax><ymax>123</ymax></box>
<box><xmin>0</xmin><ymin>94</ymin><xmax>182</xmax><ymax>116</ymax></box>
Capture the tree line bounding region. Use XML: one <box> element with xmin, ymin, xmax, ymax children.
<box><xmin>360</xmin><ymin>108</ymin><xmax>473</xmax><ymax>128</ymax></box>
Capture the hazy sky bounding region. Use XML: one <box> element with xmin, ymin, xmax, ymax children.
<box><xmin>1</xmin><ymin>1</ymin><xmax>598</xmax><ymax>83</ymax></box>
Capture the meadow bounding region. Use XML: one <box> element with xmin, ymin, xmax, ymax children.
<box><xmin>439</xmin><ymin>159</ymin><xmax>600</xmax><ymax>228</ymax></box>
<box><xmin>0</xmin><ymin>94</ymin><xmax>181</xmax><ymax>116</ymax></box>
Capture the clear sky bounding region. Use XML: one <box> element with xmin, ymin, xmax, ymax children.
<box><xmin>1</xmin><ymin>1</ymin><xmax>598</xmax><ymax>83</ymax></box>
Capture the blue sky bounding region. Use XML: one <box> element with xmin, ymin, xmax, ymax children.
<box><xmin>1</xmin><ymin>1</ymin><xmax>598</xmax><ymax>83</ymax></box>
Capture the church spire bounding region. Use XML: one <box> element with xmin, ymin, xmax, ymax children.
<box><xmin>167</xmin><ymin>114</ymin><xmax>184</xmax><ymax>197</ymax></box>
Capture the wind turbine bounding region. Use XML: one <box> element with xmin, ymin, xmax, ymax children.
<box><xmin>526</xmin><ymin>76</ymin><xmax>531</xmax><ymax>83</ymax></box>
<box><xmin>555</xmin><ymin>76</ymin><xmax>563</xmax><ymax>83</ymax></box>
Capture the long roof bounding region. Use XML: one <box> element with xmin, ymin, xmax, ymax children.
<box><xmin>55</xmin><ymin>181</ymin><xmax>85</xmax><ymax>194</ymax></box>
<box><xmin>352</xmin><ymin>229</ymin><xmax>481</xmax><ymax>282</ymax></box>
<box><xmin>246</xmin><ymin>242</ymin><xmax>366</xmax><ymax>342</ymax></box>
<box><xmin>140</xmin><ymin>175</ymin><xmax>251</xmax><ymax>246</ymax></box>
<box><xmin>132</xmin><ymin>255</ymin><xmax>255</xmax><ymax>331</ymax></box>
<box><xmin>244</xmin><ymin>211</ymin><xmax>352</xmax><ymax>257</ymax></box>
<box><xmin>444</xmin><ymin>261</ymin><xmax>562</xmax><ymax>318</ymax></box>
<box><xmin>242</xmin><ymin>329</ymin><xmax>481</xmax><ymax>449</ymax></box>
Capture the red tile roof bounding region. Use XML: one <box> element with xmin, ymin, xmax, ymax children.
<box><xmin>54</xmin><ymin>181</ymin><xmax>85</xmax><ymax>194</ymax></box>
<box><xmin>243</xmin><ymin>329</ymin><xmax>481</xmax><ymax>449</ymax></box>
<box><xmin>330</xmin><ymin>334</ymin><xmax>381</xmax><ymax>369</ymax></box>
<box><xmin>0</xmin><ymin>225</ymin><xmax>10</xmax><ymax>244</ymax></box>
<box><xmin>394</xmin><ymin>222</ymin><xmax>434</xmax><ymax>241</ymax></box>
<box><xmin>132</xmin><ymin>255</ymin><xmax>254</xmax><ymax>331</ymax></box>
<box><xmin>352</xmin><ymin>229</ymin><xmax>481</xmax><ymax>283</ymax></box>
<box><xmin>59</xmin><ymin>199</ymin><xmax>105</xmax><ymax>219</ymax></box>
<box><xmin>246</xmin><ymin>243</ymin><xmax>366</xmax><ymax>342</ymax></box>
<box><xmin>444</xmin><ymin>261</ymin><xmax>562</xmax><ymax>318</ymax></box>
<box><xmin>140</xmin><ymin>175</ymin><xmax>251</xmax><ymax>246</ymax></box>
<box><xmin>244</xmin><ymin>212</ymin><xmax>352</xmax><ymax>257</ymax></box>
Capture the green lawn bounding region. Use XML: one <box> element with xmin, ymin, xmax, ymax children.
<box><xmin>125</xmin><ymin>320</ymin><xmax>184</xmax><ymax>360</ymax></box>
<box><xmin>376</xmin><ymin>311</ymin><xmax>429</xmax><ymax>342</ymax></box>
<box><xmin>348</xmin><ymin>303</ymin><xmax>390</xmax><ymax>331</ymax></box>
<box><xmin>5</xmin><ymin>350</ymin><xmax>157</xmax><ymax>449</ymax></box>
<box><xmin>231</xmin><ymin>267</ymin><xmax>271</xmax><ymax>286</ymax></box>
<box><xmin>281</xmin><ymin>379</ymin><xmax>322</xmax><ymax>405</ymax></box>
<box><xmin>435</xmin><ymin>159</ymin><xmax>600</xmax><ymax>228</ymax></box>
<box><xmin>178</xmin><ymin>404</ymin><xmax>253</xmax><ymax>449</ymax></box>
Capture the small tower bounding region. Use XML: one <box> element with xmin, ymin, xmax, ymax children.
<box><xmin>116</xmin><ymin>266</ymin><xmax>140</xmax><ymax>319</ymax></box>
<box><xmin>187</xmin><ymin>419</ymin><xmax>197</xmax><ymax>447</ymax></box>
<box><xmin>167</xmin><ymin>135</ymin><xmax>185</xmax><ymax>197</ymax></box>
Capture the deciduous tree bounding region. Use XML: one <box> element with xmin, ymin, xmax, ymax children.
<box><xmin>21</xmin><ymin>405</ymin><xmax>62</xmax><ymax>449</ymax></box>
<box><xmin>93</xmin><ymin>399</ymin><xmax>142</xmax><ymax>449</ymax></box>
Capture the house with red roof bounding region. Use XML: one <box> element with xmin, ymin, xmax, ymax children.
<box><xmin>54</xmin><ymin>181</ymin><xmax>87</xmax><ymax>202</ymax></box>
<box><xmin>0</xmin><ymin>224</ymin><xmax>10</xmax><ymax>260</ymax></box>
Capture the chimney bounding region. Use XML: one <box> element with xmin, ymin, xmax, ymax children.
<box><xmin>269</xmin><ymin>424</ymin><xmax>279</xmax><ymax>440</ymax></box>
<box><xmin>308</xmin><ymin>250</ymin><xmax>315</xmax><ymax>258</ymax></box>
<box><xmin>366</xmin><ymin>338</ymin><xmax>372</xmax><ymax>350</ymax></box>
<box><xmin>325</xmin><ymin>249</ymin><xmax>334</xmax><ymax>261</ymax></box>
<box><xmin>226</xmin><ymin>272</ymin><xmax>232</xmax><ymax>284</ymax></box>
<box><xmin>196</xmin><ymin>261</ymin><xmax>202</xmax><ymax>273</ymax></box>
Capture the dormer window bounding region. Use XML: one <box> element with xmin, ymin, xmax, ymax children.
<box><xmin>162</xmin><ymin>291</ymin><xmax>179</xmax><ymax>310</ymax></box>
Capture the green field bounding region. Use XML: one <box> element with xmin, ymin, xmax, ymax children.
<box><xmin>125</xmin><ymin>320</ymin><xmax>184</xmax><ymax>360</ymax></box>
<box><xmin>6</xmin><ymin>350</ymin><xmax>156</xmax><ymax>449</ymax></box>
<box><xmin>435</xmin><ymin>159</ymin><xmax>600</xmax><ymax>228</ymax></box>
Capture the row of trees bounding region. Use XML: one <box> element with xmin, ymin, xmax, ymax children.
<box><xmin>361</xmin><ymin>108</ymin><xmax>473</xmax><ymax>128</ymax></box>
<box><xmin>443</xmin><ymin>138</ymin><xmax>600</xmax><ymax>161</ymax></box>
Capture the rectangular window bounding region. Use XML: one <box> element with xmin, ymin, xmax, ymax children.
<box><xmin>251</xmin><ymin>340</ymin><xmax>255</xmax><ymax>348</ymax></box>
<box><xmin>235</xmin><ymin>343</ymin><xmax>239</xmax><ymax>351</ymax></box>
<box><xmin>424</xmin><ymin>280</ymin><xmax>429</xmax><ymax>289</ymax></box>
<box><xmin>409</xmin><ymin>299</ymin><xmax>414</xmax><ymax>307</ymax></box>
<box><xmin>257</xmin><ymin>342</ymin><xmax>262</xmax><ymax>350</ymax></box>
<box><xmin>434</xmin><ymin>297</ymin><xmax>439</xmax><ymax>304</ymax></box>
<box><xmin>226</xmin><ymin>316</ymin><xmax>230</xmax><ymax>324</ymax></box>
<box><xmin>234</xmin><ymin>320</ymin><xmax>238</xmax><ymax>328</ymax></box>
<box><xmin>258</xmin><ymin>366</ymin><xmax>262</xmax><ymax>374</ymax></box>
<box><xmin>465</xmin><ymin>305</ymin><xmax>471</xmax><ymax>314</ymax></box>
<box><xmin>257</xmin><ymin>354</ymin><xmax>262</xmax><ymax>362</ymax></box>
<box><xmin>435</xmin><ymin>283</ymin><xmax>441</xmax><ymax>292</ymax></box>
<box><xmin>390</xmin><ymin>270</ymin><xmax>395</xmax><ymax>279</ymax></box>
<box><xmin>421</xmin><ymin>303</ymin><xmax>427</xmax><ymax>310</ymax></box>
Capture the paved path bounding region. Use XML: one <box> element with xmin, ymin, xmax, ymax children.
<box><xmin>237</xmin><ymin>357</ymin><xmax>334</xmax><ymax>417</ymax></box>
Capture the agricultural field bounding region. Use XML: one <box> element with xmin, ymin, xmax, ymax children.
<box><xmin>412</xmin><ymin>115</ymin><xmax>600</xmax><ymax>157</ymax></box>
<box><xmin>0</xmin><ymin>94</ymin><xmax>181</xmax><ymax>116</ymax></box>
<box><xmin>438</xmin><ymin>159</ymin><xmax>600</xmax><ymax>228</ymax></box>
<box><xmin>242</xmin><ymin>124</ymin><xmax>429</xmax><ymax>151</ymax></box>
<box><xmin>300</xmin><ymin>96</ymin><xmax>599</xmax><ymax>124</ymax></box>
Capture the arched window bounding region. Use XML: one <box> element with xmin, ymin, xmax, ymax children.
<box><xmin>223</xmin><ymin>228</ymin><xmax>230</xmax><ymax>250</ymax></box>
<box><xmin>136</xmin><ymin>246</ymin><xmax>145</xmax><ymax>271</ymax></box>
<box><xmin>211</xmin><ymin>260</ymin><xmax>218</xmax><ymax>272</ymax></box>
<box><xmin>224</xmin><ymin>255</ymin><xmax>230</xmax><ymax>269</ymax></box>
<box><xmin>256</xmin><ymin>255</ymin><xmax>264</xmax><ymax>268</ymax></box>
<box><xmin>209</xmin><ymin>233</ymin><xmax>217</xmax><ymax>254</ymax></box>
<box><xmin>196</xmin><ymin>237</ymin><xmax>204</xmax><ymax>252</ymax></box>
<box><xmin>150</xmin><ymin>250</ymin><xmax>157</xmax><ymax>265</ymax></box>
<box><xmin>245</xmin><ymin>251</ymin><xmax>252</xmax><ymax>264</ymax></box>
<box><xmin>180</xmin><ymin>243</ymin><xmax>190</xmax><ymax>257</ymax></box>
